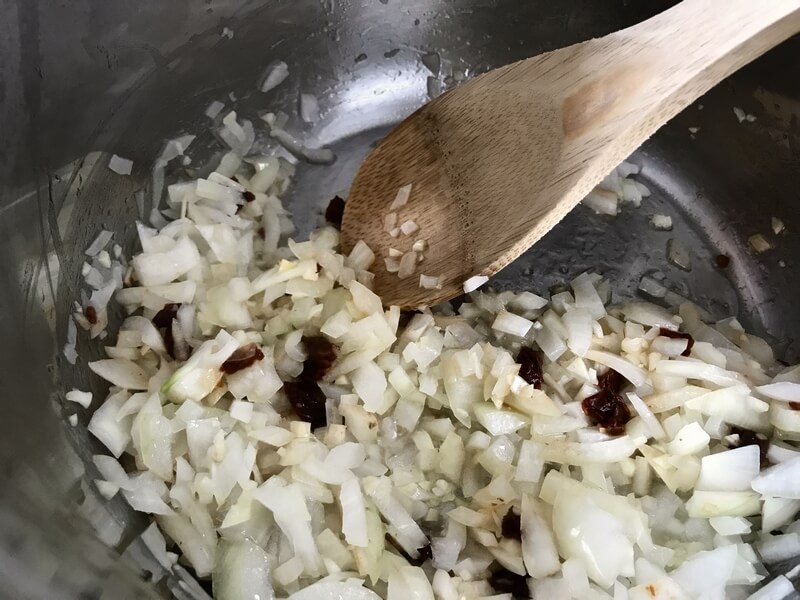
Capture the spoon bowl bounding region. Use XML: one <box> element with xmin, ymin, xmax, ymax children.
<box><xmin>342</xmin><ymin>0</ymin><xmax>800</xmax><ymax>308</ymax></box>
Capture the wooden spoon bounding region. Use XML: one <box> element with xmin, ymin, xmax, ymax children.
<box><xmin>341</xmin><ymin>0</ymin><xmax>800</xmax><ymax>308</ymax></box>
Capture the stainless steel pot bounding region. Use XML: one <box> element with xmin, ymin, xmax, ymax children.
<box><xmin>1</xmin><ymin>0</ymin><xmax>798</xmax><ymax>597</ymax></box>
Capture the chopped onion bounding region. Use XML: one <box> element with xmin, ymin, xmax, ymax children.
<box><xmin>521</xmin><ymin>494</ymin><xmax>560</xmax><ymax>578</ymax></box>
<box><xmin>388</xmin><ymin>566</ymin><xmax>435</xmax><ymax>600</ymax></box>
<box><xmin>158</xmin><ymin>513</ymin><xmax>215</xmax><ymax>577</ymax></box>
<box><xmin>260</xmin><ymin>61</ymin><xmax>289</xmax><ymax>93</ymax></box>
<box><xmin>205</xmin><ymin>100</ymin><xmax>225</xmax><ymax>119</ymax></box>
<box><xmin>66</xmin><ymin>388</ymin><xmax>93</xmax><ymax>409</ymax></box>
<box><xmin>626</xmin><ymin>392</ymin><xmax>666</xmax><ymax>440</ymax></box>
<box><xmin>584</xmin><ymin>350</ymin><xmax>647</xmax><ymax>387</ymax></box>
<box><xmin>390</xmin><ymin>184</ymin><xmax>412</xmax><ymax>210</ymax></box>
<box><xmin>757</xmin><ymin>533</ymin><xmax>800</xmax><ymax>564</ymax></box>
<box><xmin>551</xmin><ymin>487</ymin><xmax>636</xmax><ymax>588</ymax></box>
<box><xmin>364</xmin><ymin>476</ymin><xmax>428</xmax><ymax>556</ymax></box>
<box><xmin>562</xmin><ymin>308</ymin><xmax>593</xmax><ymax>356</ymax></box>
<box><xmin>419</xmin><ymin>274</ymin><xmax>443</xmax><ymax>290</ymax></box>
<box><xmin>270</xmin><ymin>128</ymin><xmax>336</xmax><ymax>165</ymax></box>
<box><xmin>745</xmin><ymin>576</ymin><xmax>794</xmax><ymax>600</ymax></box>
<box><xmin>749</xmin><ymin>234</ymin><xmax>773</xmax><ymax>253</ymax></box>
<box><xmin>397</xmin><ymin>251</ymin><xmax>418</xmax><ymax>279</ymax></box>
<box><xmin>666</xmin><ymin>238</ymin><xmax>692</xmax><ymax>271</ymax></box>
<box><xmin>85</xmin><ymin>230</ymin><xmax>114</xmax><ymax>257</ymax></box>
<box><xmin>695</xmin><ymin>445</ymin><xmax>760</xmax><ymax>492</ymax></box>
<box><xmin>339</xmin><ymin>478</ymin><xmax>369</xmax><ymax>547</ymax></box>
<box><xmin>666</xmin><ymin>422</ymin><xmax>710</xmax><ymax>455</ymax></box>
<box><xmin>650</xmin><ymin>214</ymin><xmax>673</xmax><ymax>231</ymax></box>
<box><xmin>252</xmin><ymin>478</ymin><xmax>322</xmax><ymax>575</ymax></box>
<box><xmin>685</xmin><ymin>490</ymin><xmax>761</xmax><ymax>518</ymax></box>
<box><xmin>89</xmin><ymin>359</ymin><xmax>149</xmax><ymax>390</ymax></box>
<box><xmin>351</xmin><ymin>362</ymin><xmax>387</xmax><ymax>413</ymax></box>
<box><xmin>709</xmin><ymin>516</ymin><xmax>751</xmax><ymax>536</ymax></box>
<box><xmin>583</xmin><ymin>188</ymin><xmax>619</xmax><ymax>215</ymax></box>
<box><xmin>463</xmin><ymin>275</ymin><xmax>489</xmax><ymax>293</ymax></box>
<box><xmin>299</xmin><ymin>93</ymin><xmax>320</xmax><ymax>123</ymax></box>
<box><xmin>571</xmin><ymin>273</ymin><xmax>606</xmax><ymax>319</ymax></box>
<box><xmin>752</xmin><ymin>455</ymin><xmax>800</xmax><ymax>498</ymax></box>
<box><xmin>88</xmin><ymin>391</ymin><xmax>132</xmax><ymax>457</ymax></box>
<box><xmin>671</xmin><ymin>545</ymin><xmax>737</xmax><ymax>599</ymax></box>
<box><xmin>108</xmin><ymin>154</ymin><xmax>133</xmax><ymax>175</ymax></box>
<box><xmin>492</xmin><ymin>310</ymin><xmax>534</xmax><ymax>338</ymax></box>
<box><xmin>287</xmin><ymin>580</ymin><xmax>381</xmax><ymax>600</ymax></box>
<box><xmin>756</xmin><ymin>381</ymin><xmax>800</xmax><ymax>402</ymax></box>
<box><xmin>399</xmin><ymin>220</ymin><xmax>419</xmax><ymax>235</ymax></box>
<box><xmin>213</xmin><ymin>538</ymin><xmax>274</xmax><ymax>600</ymax></box>
<box><xmin>72</xmin><ymin>118</ymin><xmax>800</xmax><ymax>600</ymax></box>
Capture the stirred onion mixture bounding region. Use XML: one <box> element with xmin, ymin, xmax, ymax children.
<box><xmin>70</xmin><ymin>109</ymin><xmax>800</xmax><ymax>600</ymax></box>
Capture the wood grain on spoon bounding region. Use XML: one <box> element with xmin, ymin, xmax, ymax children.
<box><xmin>341</xmin><ymin>0</ymin><xmax>800</xmax><ymax>308</ymax></box>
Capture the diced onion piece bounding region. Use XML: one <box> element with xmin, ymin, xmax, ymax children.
<box><xmin>286</xmin><ymin>580</ymin><xmax>382</xmax><ymax>600</ymax></box>
<box><xmin>88</xmin><ymin>391</ymin><xmax>132</xmax><ymax>457</ymax></box>
<box><xmin>745</xmin><ymin>576</ymin><xmax>794</xmax><ymax>600</ymax></box>
<box><xmin>585</xmin><ymin>350</ymin><xmax>647</xmax><ymax>387</ymax></box>
<box><xmin>583</xmin><ymin>188</ymin><xmax>619</xmax><ymax>215</ymax></box>
<box><xmin>756</xmin><ymin>381</ymin><xmax>800</xmax><ymax>402</ymax></box>
<box><xmin>752</xmin><ymin>456</ymin><xmax>800</xmax><ymax>499</ymax></box>
<box><xmin>85</xmin><ymin>230</ymin><xmax>114</xmax><ymax>257</ymax></box>
<box><xmin>419</xmin><ymin>274</ymin><xmax>443</xmax><ymax>290</ymax></box>
<box><xmin>671</xmin><ymin>545</ymin><xmax>737</xmax><ymax>599</ymax></box>
<box><xmin>66</xmin><ymin>389</ymin><xmax>93</xmax><ymax>409</ymax></box>
<box><xmin>400</xmin><ymin>220</ymin><xmax>419</xmax><ymax>235</ymax></box>
<box><xmin>667</xmin><ymin>238</ymin><xmax>692</xmax><ymax>271</ymax></box>
<box><xmin>299</xmin><ymin>93</ymin><xmax>320</xmax><ymax>123</ymax></box>
<box><xmin>213</xmin><ymin>538</ymin><xmax>274</xmax><ymax>600</ymax></box>
<box><xmin>205</xmin><ymin>100</ymin><xmax>225</xmax><ymax>119</ymax></box>
<box><xmin>708</xmin><ymin>516</ymin><xmax>751</xmax><ymax>536</ymax></box>
<box><xmin>666</xmin><ymin>422</ymin><xmax>710</xmax><ymax>455</ymax></box>
<box><xmin>260</xmin><ymin>61</ymin><xmax>289</xmax><ymax>93</ymax></box>
<box><xmin>757</xmin><ymin>533</ymin><xmax>800</xmax><ymax>564</ymax></box>
<box><xmin>108</xmin><ymin>154</ymin><xmax>133</xmax><ymax>175</ymax></box>
<box><xmin>521</xmin><ymin>494</ymin><xmax>560</xmax><ymax>578</ymax></box>
<box><xmin>390</xmin><ymin>184</ymin><xmax>412</xmax><ymax>210</ymax></box>
<box><xmin>363</xmin><ymin>476</ymin><xmax>428</xmax><ymax>555</ymax></box>
<box><xmin>351</xmin><ymin>362</ymin><xmax>387</xmax><ymax>413</ymax></box>
<box><xmin>748</xmin><ymin>234</ymin><xmax>773</xmax><ymax>253</ymax></box>
<box><xmin>695</xmin><ymin>445</ymin><xmax>760</xmax><ymax>492</ymax></box>
<box><xmin>563</xmin><ymin>308</ymin><xmax>593</xmax><ymax>356</ymax></box>
<box><xmin>473</xmin><ymin>404</ymin><xmax>529</xmax><ymax>436</ymax></box>
<box><xmin>463</xmin><ymin>275</ymin><xmax>488</xmax><ymax>293</ymax></box>
<box><xmin>89</xmin><ymin>359</ymin><xmax>149</xmax><ymax>390</ymax></box>
<box><xmin>685</xmin><ymin>490</ymin><xmax>761</xmax><ymax>517</ymax></box>
<box><xmin>132</xmin><ymin>236</ymin><xmax>201</xmax><ymax>287</ymax></box>
<box><xmin>650</xmin><ymin>214</ymin><xmax>673</xmax><ymax>230</ymax></box>
<box><xmin>551</xmin><ymin>486</ymin><xmax>637</xmax><ymax>588</ymax></box>
<box><xmin>762</xmin><ymin>497</ymin><xmax>800</xmax><ymax>532</ymax></box>
<box><xmin>571</xmin><ymin>273</ymin><xmax>606</xmax><ymax>319</ymax></box>
<box><xmin>339</xmin><ymin>478</ymin><xmax>369</xmax><ymax>547</ymax></box>
<box><xmin>348</xmin><ymin>240</ymin><xmax>375</xmax><ymax>271</ymax></box>
<box><xmin>626</xmin><ymin>392</ymin><xmax>666</xmax><ymax>440</ymax></box>
<box><xmin>252</xmin><ymin>478</ymin><xmax>322</xmax><ymax>575</ymax></box>
<box><xmin>541</xmin><ymin>435</ymin><xmax>645</xmax><ymax>466</ymax></box>
<box><xmin>397</xmin><ymin>252</ymin><xmax>418</xmax><ymax>279</ymax></box>
<box><xmin>492</xmin><ymin>310</ymin><xmax>534</xmax><ymax>338</ymax></box>
<box><xmin>384</xmin><ymin>212</ymin><xmax>398</xmax><ymax>233</ymax></box>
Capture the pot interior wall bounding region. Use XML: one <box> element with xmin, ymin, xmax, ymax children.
<box><xmin>1</xmin><ymin>0</ymin><xmax>799</xmax><ymax>597</ymax></box>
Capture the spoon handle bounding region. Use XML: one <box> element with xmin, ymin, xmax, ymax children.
<box><xmin>616</xmin><ymin>0</ymin><xmax>800</xmax><ymax>109</ymax></box>
<box><xmin>535</xmin><ymin>0</ymin><xmax>800</xmax><ymax>193</ymax></box>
